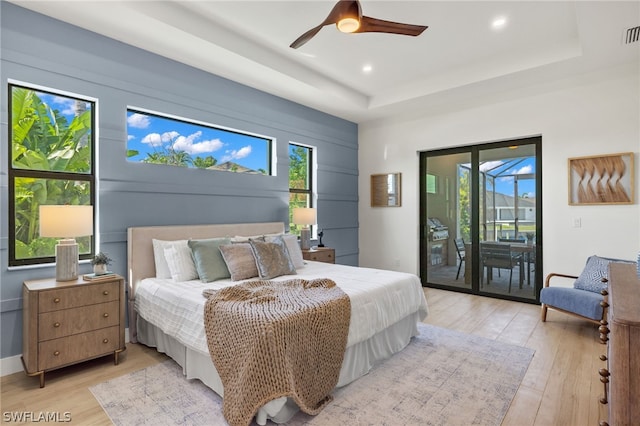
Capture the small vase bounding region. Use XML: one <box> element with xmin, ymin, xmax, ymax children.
<box><xmin>93</xmin><ymin>264</ymin><xmax>108</xmax><ymax>275</ymax></box>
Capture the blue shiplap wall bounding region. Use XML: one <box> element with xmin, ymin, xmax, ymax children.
<box><xmin>0</xmin><ymin>3</ymin><xmax>358</xmax><ymax>358</ymax></box>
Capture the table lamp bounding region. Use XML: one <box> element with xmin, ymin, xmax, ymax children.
<box><xmin>40</xmin><ymin>205</ymin><xmax>93</xmax><ymax>281</ymax></box>
<box><xmin>293</xmin><ymin>207</ymin><xmax>316</xmax><ymax>250</ymax></box>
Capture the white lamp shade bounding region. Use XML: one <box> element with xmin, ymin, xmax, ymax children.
<box><xmin>292</xmin><ymin>208</ymin><xmax>317</xmax><ymax>226</ymax></box>
<box><xmin>40</xmin><ymin>205</ymin><xmax>93</xmax><ymax>238</ymax></box>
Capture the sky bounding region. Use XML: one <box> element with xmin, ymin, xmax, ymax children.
<box><xmin>126</xmin><ymin>110</ymin><xmax>271</xmax><ymax>172</ymax></box>
<box><xmin>481</xmin><ymin>158</ymin><xmax>536</xmax><ymax>198</ymax></box>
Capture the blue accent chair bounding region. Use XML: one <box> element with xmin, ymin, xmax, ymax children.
<box><xmin>540</xmin><ymin>255</ymin><xmax>635</xmax><ymax>325</ymax></box>
<box><xmin>540</xmin><ymin>272</ymin><xmax>607</xmax><ymax>324</ymax></box>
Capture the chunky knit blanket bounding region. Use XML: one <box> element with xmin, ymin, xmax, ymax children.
<box><xmin>203</xmin><ymin>278</ymin><xmax>351</xmax><ymax>426</ymax></box>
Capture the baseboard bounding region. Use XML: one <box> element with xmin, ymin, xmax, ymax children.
<box><xmin>1</xmin><ymin>328</ymin><xmax>130</xmax><ymax>378</ymax></box>
<box><xmin>0</xmin><ymin>354</ymin><xmax>23</xmax><ymax>376</ymax></box>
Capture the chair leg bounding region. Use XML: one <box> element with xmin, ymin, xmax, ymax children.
<box><xmin>508</xmin><ymin>269</ymin><xmax>513</xmax><ymax>293</ymax></box>
<box><xmin>541</xmin><ymin>304</ymin><xmax>548</xmax><ymax>322</ymax></box>
<box><xmin>456</xmin><ymin>261</ymin><xmax>462</xmax><ymax>280</ymax></box>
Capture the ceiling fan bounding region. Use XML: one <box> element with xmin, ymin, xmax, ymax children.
<box><xmin>290</xmin><ymin>0</ymin><xmax>428</xmax><ymax>49</ymax></box>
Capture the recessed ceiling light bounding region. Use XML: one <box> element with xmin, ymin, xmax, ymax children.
<box><xmin>492</xmin><ymin>17</ymin><xmax>507</xmax><ymax>30</ymax></box>
<box><xmin>362</xmin><ymin>64</ymin><xmax>373</xmax><ymax>73</ymax></box>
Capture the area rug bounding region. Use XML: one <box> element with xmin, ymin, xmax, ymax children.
<box><xmin>90</xmin><ymin>324</ymin><xmax>534</xmax><ymax>426</ymax></box>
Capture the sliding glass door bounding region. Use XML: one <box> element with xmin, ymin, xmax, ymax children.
<box><xmin>420</xmin><ymin>137</ymin><xmax>542</xmax><ymax>302</ymax></box>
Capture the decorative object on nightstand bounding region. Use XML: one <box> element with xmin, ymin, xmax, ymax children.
<box><xmin>21</xmin><ymin>274</ymin><xmax>126</xmax><ymax>388</ymax></box>
<box><xmin>317</xmin><ymin>229</ymin><xmax>325</xmax><ymax>247</ymax></box>
<box><xmin>302</xmin><ymin>247</ymin><xmax>335</xmax><ymax>264</ymax></box>
<box><xmin>293</xmin><ymin>207</ymin><xmax>316</xmax><ymax>250</ymax></box>
<box><xmin>39</xmin><ymin>205</ymin><xmax>93</xmax><ymax>281</ymax></box>
<box><xmin>91</xmin><ymin>252</ymin><xmax>113</xmax><ymax>275</ymax></box>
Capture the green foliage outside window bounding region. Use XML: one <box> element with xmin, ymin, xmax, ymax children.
<box><xmin>289</xmin><ymin>144</ymin><xmax>312</xmax><ymax>236</ymax></box>
<box><xmin>10</xmin><ymin>85</ymin><xmax>94</xmax><ymax>265</ymax></box>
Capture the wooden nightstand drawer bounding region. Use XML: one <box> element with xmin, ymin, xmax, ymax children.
<box><xmin>38</xmin><ymin>300</ymin><xmax>120</xmax><ymax>341</ymax></box>
<box><xmin>38</xmin><ymin>281</ymin><xmax>119</xmax><ymax>313</ymax></box>
<box><xmin>38</xmin><ymin>326</ymin><xmax>120</xmax><ymax>371</ymax></box>
<box><xmin>22</xmin><ymin>275</ymin><xmax>126</xmax><ymax>387</ymax></box>
<box><xmin>302</xmin><ymin>248</ymin><xmax>335</xmax><ymax>264</ymax></box>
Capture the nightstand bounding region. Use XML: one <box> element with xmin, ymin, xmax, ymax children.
<box><xmin>21</xmin><ymin>275</ymin><xmax>126</xmax><ymax>387</ymax></box>
<box><xmin>301</xmin><ymin>247</ymin><xmax>335</xmax><ymax>264</ymax></box>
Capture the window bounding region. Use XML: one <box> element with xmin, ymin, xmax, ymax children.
<box><xmin>289</xmin><ymin>143</ymin><xmax>313</xmax><ymax>235</ymax></box>
<box><xmin>126</xmin><ymin>109</ymin><xmax>272</xmax><ymax>175</ymax></box>
<box><xmin>9</xmin><ymin>84</ymin><xmax>95</xmax><ymax>266</ymax></box>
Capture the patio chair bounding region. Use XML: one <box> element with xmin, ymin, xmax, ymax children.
<box><xmin>481</xmin><ymin>242</ymin><xmax>522</xmax><ymax>292</ymax></box>
<box><xmin>454</xmin><ymin>238</ymin><xmax>466</xmax><ymax>280</ymax></box>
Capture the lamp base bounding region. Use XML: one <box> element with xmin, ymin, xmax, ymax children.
<box><xmin>300</xmin><ymin>228</ymin><xmax>311</xmax><ymax>250</ymax></box>
<box><xmin>55</xmin><ymin>239</ymin><xmax>79</xmax><ymax>281</ymax></box>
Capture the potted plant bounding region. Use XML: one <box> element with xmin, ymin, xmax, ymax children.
<box><xmin>91</xmin><ymin>252</ymin><xmax>112</xmax><ymax>275</ymax></box>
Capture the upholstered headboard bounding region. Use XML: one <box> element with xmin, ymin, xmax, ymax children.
<box><xmin>127</xmin><ymin>222</ymin><xmax>285</xmax><ymax>341</ymax></box>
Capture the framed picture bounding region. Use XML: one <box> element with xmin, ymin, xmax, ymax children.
<box><xmin>371</xmin><ymin>173</ymin><xmax>402</xmax><ymax>207</ymax></box>
<box><xmin>568</xmin><ymin>152</ymin><xmax>634</xmax><ymax>205</ymax></box>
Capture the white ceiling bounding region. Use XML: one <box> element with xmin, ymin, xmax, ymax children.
<box><xmin>10</xmin><ymin>1</ymin><xmax>640</xmax><ymax>123</ymax></box>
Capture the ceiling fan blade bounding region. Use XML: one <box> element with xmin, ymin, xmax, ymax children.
<box><xmin>356</xmin><ymin>15</ymin><xmax>428</xmax><ymax>36</ymax></box>
<box><xmin>290</xmin><ymin>25</ymin><xmax>325</xmax><ymax>49</ymax></box>
<box><xmin>290</xmin><ymin>0</ymin><xmax>362</xmax><ymax>48</ymax></box>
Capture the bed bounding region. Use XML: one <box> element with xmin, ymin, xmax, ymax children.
<box><xmin>127</xmin><ymin>222</ymin><xmax>428</xmax><ymax>425</ymax></box>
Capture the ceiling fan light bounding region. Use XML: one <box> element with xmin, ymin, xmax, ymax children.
<box><xmin>337</xmin><ymin>17</ymin><xmax>360</xmax><ymax>33</ymax></box>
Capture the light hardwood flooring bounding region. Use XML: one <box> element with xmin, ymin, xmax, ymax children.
<box><xmin>1</xmin><ymin>288</ymin><xmax>606</xmax><ymax>425</ymax></box>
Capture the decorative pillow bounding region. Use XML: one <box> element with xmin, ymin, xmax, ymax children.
<box><xmin>219</xmin><ymin>243</ymin><xmax>259</xmax><ymax>281</ymax></box>
<box><xmin>266</xmin><ymin>233</ymin><xmax>304</xmax><ymax>269</ymax></box>
<box><xmin>249</xmin><ymin>237</ymin><xmax>296</xmax><ymax>280</ymax></box>
<box><xmin>573</xmin><ymin>255</ymin><xmax>617</xmax><ymax>293</ymax></box>
<box><xmin>188</xmin><ymin>238</ymin><xmax>231</xmax><ymax>283</ymax></box>
<box><xmin>163</xmin><ymin>245</ymin><xmax>198</xmax><ymax>281</ymax></box>
<box><xmin>152</xmin><ymin>239</ymin><xmax>189</xmax><ymax>279</ymax></box>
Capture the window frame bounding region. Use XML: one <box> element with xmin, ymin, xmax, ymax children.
<box><xmin>8</xmin><ymin>82</ymin><xmax>96</xmax><ymax>267</ymax></box>
<box><xmin>126</xmin><ymin>107</ymin><xmax>274</xmax><ymax>175</ymax></box>
<box><xmin>289</xmin><ymin>143</ymin><xmax>316</xmax><ymax>235</ymax></box>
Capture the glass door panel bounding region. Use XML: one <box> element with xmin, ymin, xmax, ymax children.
<box><xmin>478</xmin><ymin>145</ymin><xmax>538</xmax><ymax>301</ymax></box>
<box><xmin>422</xmin><ymin>151</ymin><xmax>472</xmax><ymax>290</ymax></box>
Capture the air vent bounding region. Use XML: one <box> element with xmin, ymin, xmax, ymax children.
<box><xmin>623</xmin><ymin>26</ymin><xmax>640</xmax><ymax>44</ymax></box>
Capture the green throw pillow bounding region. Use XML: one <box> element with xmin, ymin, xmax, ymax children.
<box><xmin>188</xmin><ymin>237</ymin><xmax>231</xmax><ymax>282</ymax></box>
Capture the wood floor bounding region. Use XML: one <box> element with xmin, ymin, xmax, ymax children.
<box><xmin>0</xmin><ymin>288</ymin><xmax>606</xmax><ymax>425</ymax></box>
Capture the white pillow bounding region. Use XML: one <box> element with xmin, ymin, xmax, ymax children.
<box><xmin>266</xmin><ymin>233</ymin><xmax>305</xmax><ymax>269</ymax></box>
<box><xmin>163</xmin><ymin>245</ymin><xmax>199</xmax><ymax>282</ymax></box>
<box><xmin>152</xmin><ymin>239</ymin><xmax>189</xmax><ymax>279</ymax></box>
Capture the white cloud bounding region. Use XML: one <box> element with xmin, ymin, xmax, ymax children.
<box><xmin>127</xmin><ymin>135</ymin><xmax>135</xmax><ymax>141</ymax></box>
<box><xmin>479</xmin><ymin>160</ymin><xmax>504</xmax><ymax>172</ymax></box>
<box><xmin>161</xmin><ymin>131</ymin><xmax>180</xmax><ymax>143</ymax></box>
<box><xmin>128</xmin><ymin>113</ymin><xmax>151</xmax><ymax>129</ymax></box>
<box><xmin>141</xmin><ymin>133</ymin><xmax>164</xmax><ymax>147</ymax></box>
<box><xmin>172</xmin><ymin>131</ymin><xmax>224</xmax><ymax>155</ymax></box>
<box><xmin>514</xmin><ymin>165</ymin><xmax>533</xmax><ymax>174</ymax></box>
<box><xmin>221</xmin><ymin>145</ymin><xmax>252</xmax><ymax>163</ymax></box>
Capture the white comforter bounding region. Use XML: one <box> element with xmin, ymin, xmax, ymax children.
<box><xmin>135</xmin><ymin>261</ymin><xmax>429</xmax><ymax>355</ymax></box>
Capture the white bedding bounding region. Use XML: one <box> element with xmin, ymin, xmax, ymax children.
<box><xmin>135</xmin><ymin>261</ymin><xmax>429</xmax><ymax>356</ymax></box>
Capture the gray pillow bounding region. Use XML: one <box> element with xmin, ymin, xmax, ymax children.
<box><xmin>573</xmin><ymin>255</ymin><xmax>633</xmax><ymax>293</ymax></box>
<box><xmin>249</xmin><ymin>237</ymin><xmax>296</xmax><ymax>280</ymax></box>
<box><xmin>188</xmin><ymin>238</ymin><xmax>231</xmax><ymax>283</ymax></box>
<box><xmin>219</xmin><ymin>243</ymin><xmax>259</xmax><ymax>281</ymax></box>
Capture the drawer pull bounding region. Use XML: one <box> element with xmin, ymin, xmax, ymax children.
<box><xmin>53</xmin><ymin>322</ymin><xmax>60</xmax><ymax>328</ymax></box>
<box><xmin>102</xmin><ymin>338</ymin><xmax>109</xmax><ymax>344</ymax></box>
<box><xmin>103</xmin><ymin>290</ymin><xmax>109</xmax><ymax>296</ymax></box>
<box><xmin>53</xmin><ymin>351</ymin><xmax>60</xmax><ymax>356</ymax></box>
<box><xmin>103</xmin><ymin>313</ymin><xmax>109</xmax><ymax>318</ymax></box>
<box><xmin>54</xmin><ymin>298</ymin><xmax>60</xmax><ymax>303</ymax></box>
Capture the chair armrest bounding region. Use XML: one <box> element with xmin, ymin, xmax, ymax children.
<box><xmin>544</xmin><ymin>272</ymin><xmax>579</xmax><ymax>288</ymax></box>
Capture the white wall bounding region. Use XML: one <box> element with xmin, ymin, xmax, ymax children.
<box><xmin>358</xmin><ymin>63</ymin><xmax>639</xmax><ymax>280</ymax></box>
